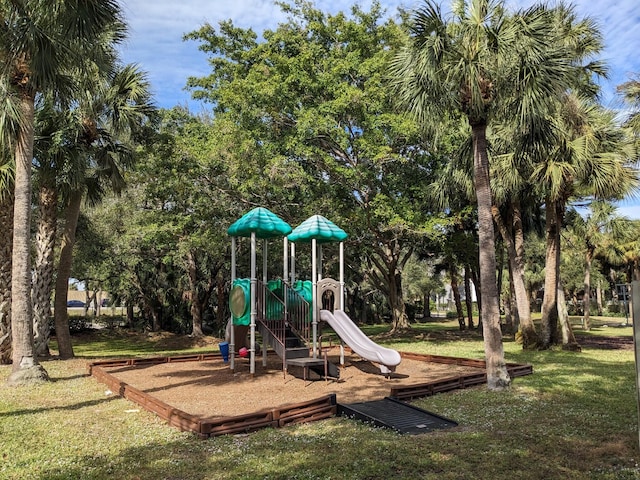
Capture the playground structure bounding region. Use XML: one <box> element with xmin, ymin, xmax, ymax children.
<box><xmin>85</xmin><ymin>211</ymin><xmax>535</xmax><ymax>438</ymax></box>
<box><xmin>226</xmin><ymin>207</ymin><xmax>402</xmax><ymax>378</ymax></box>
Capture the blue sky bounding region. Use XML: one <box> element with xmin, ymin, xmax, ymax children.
<box><xmin>118</xmin><ymin>0</ymin><xmax>640</xmax><ymax>218</ymax></box>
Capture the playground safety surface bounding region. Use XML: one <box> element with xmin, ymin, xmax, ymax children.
<box><xmin>89</xmin><ymin>347</ymin><xmax>532</xmax><ymax>437</ymax></box>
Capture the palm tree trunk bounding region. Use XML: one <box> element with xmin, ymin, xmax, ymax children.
<box><xmin>0</xmin><ymin>190</ymin><xmax>14</xmax><ymax>364</ymax></box>
<box><xmin>558</xmin><ymin>278</ymin><xmax>580</xmax><ymax>350</ymax></box>
<box><xmin>32</xmin><ymin>183</ymin><xmax>58</xmax><ymax>357</ymax></box>
<box><xmin>450</xmin><ymin>267</ymin><xmax>465</xmax><ymax>330</ymax></box>
<box><xmin>464</xmin><ymin>265</ymin><xmax>474</xmax><ymax>329</ymax></box>
<box><xmin>540</xmin><ymin>198</ymin><xmax>561</xmax><ymax>349</ymax></box>
<box><xmin>8</xmin><ymin>95</ymin><xmax>48</xmax><ymax>384</ymax></box>
<box><xmin>507</xmin><ymin>268</ymin><xmax>518</xmax><ymax>334</ymax></box>
<box><xmin>492</xmin><ymin>203</ymin><xmax>537</xmax><ymax>348</ymax></box>
<box><xmin>582</xmin><ymin>250</ymin><xmax>593</xmax><ymax>331</ymax></box>
<box><xmin>53</xmin><ymin>190</ymin><xmax>83</xmax><ymax>359</ymax></box>
<box><xmin>471</xmin><ymin>123</ymin><xmax>510</xmax><ymax>389</ymax></box>
<box><xmin>470</xmin><ymin>267</ymin><xmax>481</xmax><ymax>321</ymax></box>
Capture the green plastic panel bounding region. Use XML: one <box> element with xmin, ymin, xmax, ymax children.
<box><xmin>230</xmin><ymin>278</ymin><xmax>250</xmax><ymax>326</ymax></box>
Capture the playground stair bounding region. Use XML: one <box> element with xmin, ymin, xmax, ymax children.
<box><xmin>257</xmin><ymin>321</ymin><xmax>310</xmax><ymax>360</ymax></box>
<box><xmin>256</xmin><ymin>279</ymin><xmax>340</xmax><ymax>379</ymax></box>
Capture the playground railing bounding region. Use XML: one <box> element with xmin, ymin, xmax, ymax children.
<box><xmin>281</xmin><ymin>281</ymin><xmax>311</xmax><ymax>346</ymax></box>
<box><xmin>256</xmin><ymin>279</ymin><xmax>286</xmax><ymax>350</ymax></box>
<box><xmin>255</xmin><ymin>279</ymin><xmax>311</xmax><ymax>354</ymax></box>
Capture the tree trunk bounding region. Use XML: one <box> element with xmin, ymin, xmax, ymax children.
<box><xmin>0</xmin><ymin>190</ymin><xmax>14</xmax><ymax>364</ymax></box>
<box><xmin>32</xmin><ymin>183</ymin><xmax>58</xmax><ymax>357</ymax></box>
<box><xmin>423</xmin><ymin>291</ymin><xmax>431</xmax><ymax>319</ymax></box>
<box><xmin>53</xmin><ymin>190</ymin><xmax>83</xmax><ymax>359</ymax></box>
<box><xmin>186</xmin><ymin>250</ymin><xmax>204</xmax><ymax>337</ymax></box>
<box><xmin>217</xmin><ymin>273</ymin><xmax>226</xmax><ymax>332</ymax></box>
<box><xmin>492</xmin><ymin>203</ymin><xmax>537</xmax><ymax>348</ymax></box>
<box><xmin>504</xmin><ymin>261</ymin><xmax>516</xmax><ymax>336</ymax></box>
<box><xmin>450</xmin><ymin>268</ymin><xmax>465</xmax><ymax>330</ymax></box>
<box><xmin>540</xmin><ymin>198</ymin><xmax>561</xmax><ymax>349</ymax></box>
<box><xmin>582</xmin><ymin>249</ymin><xmax>593</xmax><ymax>331</ymax></box>
<box><xmin>558</xmin><ymin>278</ymin><xmax>580</xmax><ymax>351</ymax></box>
<box><xmin>596</xmin><ymin>280</ymin><xmax>603</xmax><ymax>316</ymax></box>
<box><xmin>151</xmin><ymin>308</ymin><xmax>161</xmax><ymax>332</ymax></box>
<box><xmin>126</xmin><ymin>303</ymin><xmax>135</xmax><ymax>328</ymax></box>
<box><xmin>389</xmin><ymin>271</ymin><xmax>410</xmax><ymax>332</ymax></box>
<box><xmin>464</xmin><ymin>265</ymin><xmax>474</xmax><ymax>329</ymax></box>
<box><xmin>8</xmin><ymin>95</ymin><xmax>48</xmax><ymax>384</ymax></box>
<box><xmin>470</xmin><ymin>267</ymin><xmax>482</xmax><ymax>323</ymax></box>
<box><xmin>471</xmin><ymin>123</ymin><xmax>510</xmax><ymax>390</ymax></box>
<box><xmin>369</xmin><ymin>244</ymin><xmax>412</xmax><ymax>332</ymax></box>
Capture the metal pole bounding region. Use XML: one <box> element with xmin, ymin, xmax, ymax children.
<box><xmin>262</xmin><ymin>237</ymin><xmax>268</xmax><ymax>368</ymax></box>
<box><xmin>283</xmin><ymin>237</ymin><xmax>288</xmax><ymax>284</ymax></box>
<box><xmin>230</xmin><ymin>236</ymin><xmax>236</xmax><ymax>371</ymax></box>
<box><xmin>632</xmin><ymin>281</ymin><xmax>640</xmax><ymax>451</ymax></box>
<box><xmin>250</xmin><ymin>232</ymin><xmax>256</xmax><ymax>375</ymax></box>
<box><xmin>339</xmin><ymin>241</ymin><xmax>344</xmax><ymax>311</ymax></box>
<box><xmin>290</xmin><ymin>242</ymin><xmax>296</xmax><ymax>285</ymax></box>
<box><xmin>312</xmin><ymin>238</ymin><xmax>317</xmax><ymax>358</ymax></box>
<box><xmin>263</xmin><ymin>239</ymin><xmax>268</xmax><ymax>284</ymax></box>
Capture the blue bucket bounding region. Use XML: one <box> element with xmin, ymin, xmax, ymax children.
<box><xmin>219</xmin><ymin>342</ymin><xmax>229</xmax><ymax>362</ymax></box>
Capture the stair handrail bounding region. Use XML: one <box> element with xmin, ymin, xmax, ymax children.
<box><xmin>255</xmin><ymin>279</ymin><xmax>312</xmax><ymax>353</ymax></box>
<box><xmin>281</xmin><ymin>281</ymin><xmax>311</xmax><ymax>347</ymax></box>
<box><xmin>255</xmin><ymin>279</ymin><xmax>287</xmax><ymax>371</ymax></box>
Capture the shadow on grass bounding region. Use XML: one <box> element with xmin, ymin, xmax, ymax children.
<box><xmin>0</xmin><ymin>395</ymin><xmax>119</xmax><ymax>418</ymax></box>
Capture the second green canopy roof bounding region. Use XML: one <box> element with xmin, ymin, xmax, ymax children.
<box><xmin>288</xmin><ymin>215</ymin><xmax>348</xmax><ymax>244</ymax></box>
<box><xmin>227</xmin><ymin>207</ymin><xmax>292</xmax><ymax>239</ymax></box>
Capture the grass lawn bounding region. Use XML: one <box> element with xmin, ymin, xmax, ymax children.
<box><xmin>1</xmin><ymin>317</ymin><xmax>639</xmax><ymax>480</ymax></box>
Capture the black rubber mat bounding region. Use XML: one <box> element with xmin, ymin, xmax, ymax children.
<box><xmin>337</xmin><ymin>397</ymin><xmax>457</xmax><ymax>434</ymax></box>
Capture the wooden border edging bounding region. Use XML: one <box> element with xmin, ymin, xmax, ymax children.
<box><xmin>389</xmin><ymin>352</ymin><xmax>533</xmax><ymax>401</ymax></box>
<box><xmin>88</xmin><ymin>351</ymin><xmax>532</xmax><ymax>437</ymax></box>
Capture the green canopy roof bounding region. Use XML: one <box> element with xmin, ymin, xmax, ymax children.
<box><xmin>227</xmin><ymin>207</ymin><xmax>292</xmax><ymax>239</ymax></box>
<box><xmin>288</xmin><ymin>215</ymin><xmax>348</xmax><ymax>244</ymax></box>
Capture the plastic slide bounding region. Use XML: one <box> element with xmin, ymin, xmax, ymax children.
<box><xmin>319</xmin><ymin>309</ymin><xmax>401</xmax><ymax>374</ymax></box>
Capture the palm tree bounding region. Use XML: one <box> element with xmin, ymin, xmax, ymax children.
<box><xmin>1</xmin><ymin>0</ymin><xmax>125</xmax><ymax>384</ymax></box>
<box><xmin>31</xmin><ymin>102</ymin><xmax>81</xmax><ymax>357</ymax></box>
<box><xmin>491</xmin><ymin>197</ymin><xmax>540</xmax><ymax>347</ymax></box>
<box><xmin>618</xmin><ymin>75</ymin><xmax>640</xmax><ymax>135</ymax></box>
<box><xmin>533</xmin><ymin>94</ymin><xmax>638</xmax><ymax>349</ymax></box>
<box><xmin>391</xmin><ymin>0</ymin><xmax>579</xmax><ymax>389</ymax></box>
<box><xmin>567</xmin><ymin>202</ymin><xmax>632</xmax><ymax>330</ymax></box>
<box><xmin>620</xmin><ymin>222</ymin><xmax>640</xmax><ymax>282</ymax></box>
<box><xmin>52</xmin><ymin>64</ymin><xmax>155</xmax><ymax>358</ymax></box>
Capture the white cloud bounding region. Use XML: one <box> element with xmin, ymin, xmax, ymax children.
<box><xmin>119</xmin><ymin>0</ymin><xmax>292</xmax><ymax>108</ymax></box>
<box><xmin>117</xmin><ymin>0</ymin><xmax>640</xmax><ymax>112</ymax></box>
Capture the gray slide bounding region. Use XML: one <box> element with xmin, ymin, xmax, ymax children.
<box><xmin>320</xmin><ymin>309</ymin><xmax>401</xmax><ymax>375</ymax></box>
